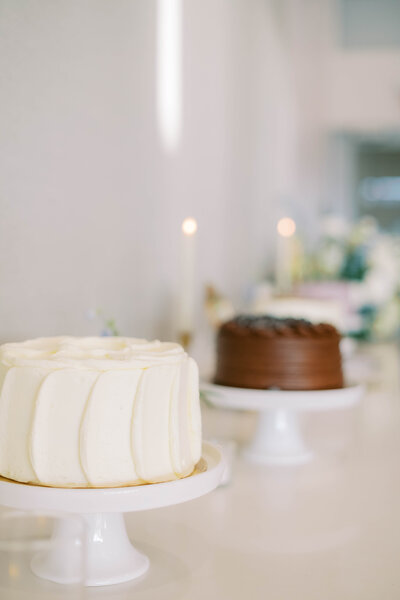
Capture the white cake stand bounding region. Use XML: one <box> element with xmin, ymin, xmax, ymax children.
<box><xmin>202</xmin><ymin>383</ymin><xmax>363</xmax><ymax>465</ymax></box>
<box><xmin>0</xmin><ymin>442</ymin><xmax>223</xmax><ymax>587</ymax></box>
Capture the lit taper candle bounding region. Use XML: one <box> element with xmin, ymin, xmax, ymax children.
<box><xmin>275</xmin><ymin>217</ymin><xmax>296</xmax><ymax>293</ymax></box>
<box><xmin>179</xmin><ymin>217</ymin><xmax>197</xmax><ymax>348</ymax></box>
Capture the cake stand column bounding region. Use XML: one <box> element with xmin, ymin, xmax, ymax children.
<box><xmin>243</xmin><ymin>408</ymin><xmax>312</xmax><ymax>465</ymax></box>
<box><xmin>31</xmin><ymin>512</ymin><xmax>149</xmax><ymax>587</ymax></box>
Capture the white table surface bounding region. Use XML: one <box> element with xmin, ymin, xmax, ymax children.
<box><xmin>1</xmin><ymin>342</ymin><xmax>399</xmax><ymax>599</ymax></box>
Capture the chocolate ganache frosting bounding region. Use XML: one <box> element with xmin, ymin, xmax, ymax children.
<box><xmin>214</xmin><ymin>315</ymin><xmax>343</xmax><ymax>391</ymax></box>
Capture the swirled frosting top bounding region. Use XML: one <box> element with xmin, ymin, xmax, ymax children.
<box><xmin>0</xmin><ymin>336</ymin><xmax>186</xmax><ymax>370</ymax></box>
<box><xmin>220</xmin><ymin>315</ymin><xmax>340</xmax><ymax>338</ymax></box>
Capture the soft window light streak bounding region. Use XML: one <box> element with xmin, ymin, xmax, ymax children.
<box><xmin>360</xmin><ymin>177</ymin><xmax>400</xmax><ymax>203</ymax></box>
<box><xmin>157</xmin><ymin>0</ymin><xmax>182</xmax><ymax>152</ymax></box>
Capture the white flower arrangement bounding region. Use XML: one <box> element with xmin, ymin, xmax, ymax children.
<box><xmin>304</xmin><ymin>215</ymin><xmax>400</xmax><ymax>339</ymax></box>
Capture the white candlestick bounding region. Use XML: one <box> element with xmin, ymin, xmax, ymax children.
<box><xmin>179</xmin><ymin>218</ymin><xmax>197</xmax><ymax>337</ymax></box>
<box><xmin>275</xmin><ymin>217</ymin><xmax>296</xmax><ymax>293</ymax></box>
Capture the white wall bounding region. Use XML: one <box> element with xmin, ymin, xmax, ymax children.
<box><xmin>325</xmin><ymin>50</ymin><xmax>400</xmax><ymax>132</ymax></box>
<box><xmin>0</xmin><ymin>0</ymin><xmax>287</xmax><ymax>344</ymax></box>
<box><xmin>322</xmin><ymin>0</ymin><xmax>400</xmax><ymax>132</ymax></box>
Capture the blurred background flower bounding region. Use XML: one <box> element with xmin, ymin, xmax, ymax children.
<box><xmin>86</xmin><ymin>309</ymin><xmax>120</xmax><ymax>337</ymax></box>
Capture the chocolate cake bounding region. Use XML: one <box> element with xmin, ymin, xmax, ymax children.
<box><xmin>214</xmin><ymin>315</ymin><xmax>343</xmax><ymax>391</ymax></box>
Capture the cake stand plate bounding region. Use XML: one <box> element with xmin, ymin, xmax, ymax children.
<box><xmin>0</xmin><ymin>442</ymin><xmax>224</xmax><ymax>587</ymax></box>
<box><xmin>202</xmin><ymin>383</ymin><xmax>363</xmax><ymax>465</ymax></box>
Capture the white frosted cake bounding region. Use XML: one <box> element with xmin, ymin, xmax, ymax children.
<box><xmin>0</xmin><ymin>337</ymin><xmax>202</xmax><ymax>488</ymax></box>
<box><xmin>252</xmin><ymin>296</ymin><xmax>344</xmax><ymax>332</ymax></box>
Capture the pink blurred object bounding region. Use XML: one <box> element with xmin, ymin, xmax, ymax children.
<box><xmin>296</xmin><ymin>281</ymin><xmax>351</xmax><ymax>307</ymax></box>
<box><xmin>295</xmin><ymin>281</ymin><xmax>362</xmax><ymax>333</ymax></box>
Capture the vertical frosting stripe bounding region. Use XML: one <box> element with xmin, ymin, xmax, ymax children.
<box><xmin>30</xmin><ymin>369</ymin><xmax>99</xmax><ymax>487</ymax></box>
<box><xmin>169</xmin><ymin>359</ymin><xmax>194</xmax><ymax>476</ymax></box>
<box><xmin>80</xmin><ymin>369</ymin><xmax>142</xmax><ymax>486</ymax></box>
<box><xmin>0</xmin><ymin>363</ymin><xmax>8</xmax><ymax>392</ymax></box>
<box><xmin>187</xmin><ymin>358</ymin><xmax>202</xmax><ymax>463</ymax></box>
<box><xmin>132</xmin><ymin>364</ymin><xmax>178</xmax><ymax>482</ymax></box>
<box><xmin>0</xmin><ymin>366</ymin><xmax>46</xmax><ymax>483</ymax></box>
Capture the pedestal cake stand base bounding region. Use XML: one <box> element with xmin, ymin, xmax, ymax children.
<box><xmin>0</xmin><ymin>442</ymin><xmax>224</xmax><ymax>587</ymax></box>
<box><xmin>202</xmin><ymin>384</ymin><xmax>363</xmax><ymax>465</ymax></box>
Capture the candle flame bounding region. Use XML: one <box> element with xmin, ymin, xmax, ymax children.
<box><xmin>182</xmin><ymin>218</ymin><xmax>197</xmax><ymax>236</ymax></box>
<box><xmin>277</xmin><ymin>217</ymin><xmax>296</xmax><ymax>238</ymax></box>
